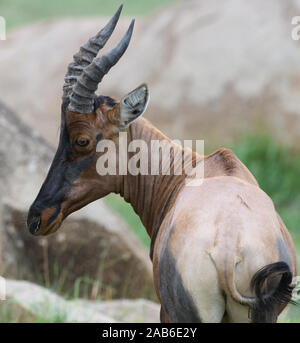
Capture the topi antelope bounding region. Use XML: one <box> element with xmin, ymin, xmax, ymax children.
<box><xmin>27</xmin><ymin>6</ymin><xmax>298</xmax><ymax>323</ymax></box>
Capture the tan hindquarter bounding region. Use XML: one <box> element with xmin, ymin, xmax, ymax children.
<box><xmin>153</xmin><ymin>176</ymin><xmax>297</xmax><ymax>322</ymax></box>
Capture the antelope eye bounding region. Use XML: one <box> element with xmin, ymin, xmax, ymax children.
<box><xmin>75</xmin><ymin>138</ymin><xmax>90</xmax><ymax>147</ymax></box>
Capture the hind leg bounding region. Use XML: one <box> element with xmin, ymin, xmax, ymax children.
<box><xmin>194</xmin><ymin>289</ymin><xmax>226</xmax><ymax>322</ymax></box>
<box><xmin>181</xmin><ymin>261</ymin><xmax>226</xmax><ymax>322</ymax></box>
<box><xmin>225</xmin><ymin>297</ymin><xmax>250</xmax><ymax>323</ymax></box>
<box><xmin>160</xmin><ymin>306</ymin><xmax>169</xmax><ymax>323</ymax></box>
<box><xmin>179</xmin><ymin>252</ymin><xmax>226</xmax><ymax>322</ymax></box>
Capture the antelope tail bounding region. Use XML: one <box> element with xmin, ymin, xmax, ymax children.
<box><xmin>225</xmin><ymin>260</ymin><xmax>296</xmax><ymax>322</ymax></box>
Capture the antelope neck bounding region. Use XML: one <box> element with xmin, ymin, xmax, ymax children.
<box><xmin>115</xmin><ymin>118</ymin><xmax>190</xmax><ymax>251</ymax></box>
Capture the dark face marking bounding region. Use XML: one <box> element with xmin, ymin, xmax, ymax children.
<box><xmin>27</xmin><ymin>101</ymin><xmax>96</xmax><ymax>235</ymax></box>
<box><xmin>158</xmin><ymin>226</ymin><xmax>201</xmax><ymax>323</ymax></box>
<box><xmin>27</xmin><ymin>89</ymin><xmax>143</xmax><ymax>236</ymax></box>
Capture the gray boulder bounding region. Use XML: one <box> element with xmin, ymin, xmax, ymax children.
<box><xmin>2</xmin><ymin>279</ymin><xmax>160</xmax><ymax>323</ymax></box>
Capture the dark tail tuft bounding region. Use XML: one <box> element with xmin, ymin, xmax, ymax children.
<box><xmin>249</xmin><ymin>262</ymin><xmax>297</xmax><ymax>322</ymax></box>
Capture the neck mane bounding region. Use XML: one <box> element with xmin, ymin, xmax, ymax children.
<box><xmin>115</xmin><ymin>117</ymin><xmax>198</xmax><ymax>258</ymax></box>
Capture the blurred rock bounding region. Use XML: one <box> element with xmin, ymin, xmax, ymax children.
<box><xmin>4</xmin><ymin>279</ymin><xmax>160</xmax><ymax>323</ymax></box>
<box><xmin>4</xmin><ymin>279</ymin><xmax>115</xmax><ymax>322</ymax></box>
<box><xmin>1</xmin><ymin>0</ymin><xmax>300</xmax><ymax>148</ymax></box>
<box><xmin>76</xmin><ymin>298</ymin><xmax>160</xmax><ymax>323</ymax></box>
<box><xmin>0</xmin><ymin>101</ymin><xmax>155</xmax><ymax>300</ymax></box>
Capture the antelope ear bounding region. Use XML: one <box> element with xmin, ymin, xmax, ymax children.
<box><xmin>119</xmin><ymin>84</ymin><xmax>149</xmax><ymax>128</ymax></box>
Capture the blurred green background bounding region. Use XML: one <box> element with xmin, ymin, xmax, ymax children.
<box><xmin>0</xmin><ymin>0</ymin><xmax>299</xmax><ymax>323</ymax></box>
<box><xmin>0</xmin><ymin>0</ymin><xmax>176</xmax><ymax>30</ymax></box>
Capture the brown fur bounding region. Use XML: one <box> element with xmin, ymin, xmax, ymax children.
<box><xmin>35</xmin><ymin>100</ymin><xmax>297</xmax><ymax>323</ymax></box>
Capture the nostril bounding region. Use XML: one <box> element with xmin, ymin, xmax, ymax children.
<box><xmin>27</xmin><ymin>215</ymin><xmax>41</xmax><ymax>235</ymax></box>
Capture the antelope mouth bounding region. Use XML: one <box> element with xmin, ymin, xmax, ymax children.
<box><xmin>35</xmin><ymin>216</ymin><xmax>63</xmax><ymax>236</ymax></box>
<box><xmin>27</xmin><ymin>208</ymin><xmax>63</xmax><ymax>236</ymax></box>
<box><xmin>27</xmin><ymin>215</ymin><xmax>41</xmax><ymax>235</ymax></box>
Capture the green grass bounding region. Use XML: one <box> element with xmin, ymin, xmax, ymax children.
<box><xmin>0</xmin><ymin>0</ymin><xmax>177</xmax><ymax>31</ymax></box>
<box><xmin>232</xmin><ymin>134</ymin><xmax>300</xmax><ymax>211</ymax></box>
<box><xmin>31</xmin><ymin>299</ymin><xmax>68</xmax><ymax>323</ymax></box>
<box><xmin>104</xmin><ymin>193</ymin><xmax>150</xmax><ymax>248</ymax></box>
<box><xmin>0</xmin><ymin>298</ymin><xmax>68</xmax><ymax>323</ymax></box>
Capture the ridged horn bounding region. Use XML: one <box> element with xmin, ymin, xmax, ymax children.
<box><xmin>68</xmin><ymin>19</ymin><xmax>135</xmax><ymax>113</ymax></box>
<box><xmin>62</xmin><ymin>4</ymin><xmax>123</xmax><ymax>101</ymax></box>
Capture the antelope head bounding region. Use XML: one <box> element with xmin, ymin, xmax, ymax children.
<box><xmin>27</xmin><ymin>5</ymin><xmax>149</xmax><ymax>236</ymax></box>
